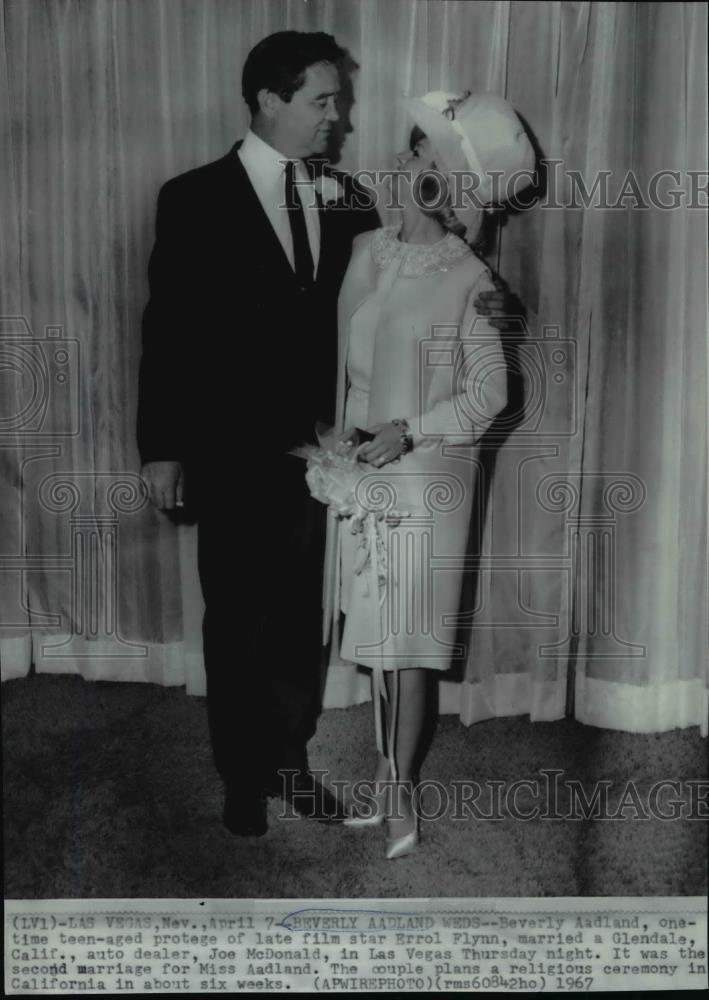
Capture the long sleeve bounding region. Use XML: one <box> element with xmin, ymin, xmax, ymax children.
<box><xmin>136</xmin><ymin>181</ymin><xmax>191</xmax><ymax>465</ymax></box>
<box><xmin>407</xmin><ymin>277</ymin><xmax>508</xmax><ymax>449</ymax></box>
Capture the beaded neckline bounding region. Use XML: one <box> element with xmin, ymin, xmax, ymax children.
<box><xmin>371</xmin><ymin>224</ymin><xmax>471</xmax><ymax>278</ymax></box>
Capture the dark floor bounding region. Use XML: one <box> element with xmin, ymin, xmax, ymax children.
<box><xmin>2</xmin><ymin>673</ymin><xmax>707</xmax><ymax>899</ymax></box>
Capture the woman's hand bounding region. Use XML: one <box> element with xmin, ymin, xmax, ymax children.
<box><xmin>335</xmin><ymin>426</ymin><xmax>360</xmax><ymax>455</ymax></box>
<box><xmin>357</xmin><ymin>423</ymin><xmax>406</xmax><ymax>467</ymax></box>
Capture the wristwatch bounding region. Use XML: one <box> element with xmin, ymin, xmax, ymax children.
<box><xmin>392</xmin><ymin>418</ymin><xmax>414</xmax><ymax>455</ymax></box>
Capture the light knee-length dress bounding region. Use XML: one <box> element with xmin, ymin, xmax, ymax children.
<box><xmin>324</xmin><ymin>225</ymin><xmax>508</xmax><ymax>676</ymax></box>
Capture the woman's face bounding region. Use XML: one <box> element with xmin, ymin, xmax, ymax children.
<box><xmin>393</xmin><ymin>127</ymin><xmax>451</xmax><ymax>214</ymax></box>
<box><xmin>396</xmin><ymin>128</ymin><xmax>436</xmax><ymax>175</ymax></box>
<box><xmin>393</xmin><ymin>128</ymin><xmax>439</xmax><ymax>209</ymax></box>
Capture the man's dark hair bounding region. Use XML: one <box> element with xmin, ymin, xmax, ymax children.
<box><xmin>242</xmin><ymin>31</ymin><xmax>345</xmax><ymax>117</ymax></box>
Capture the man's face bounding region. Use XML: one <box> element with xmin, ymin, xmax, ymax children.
<box><xmin>269</xmin><ymin>61</ymin><xmax>340</xmax><ymax>158</ymax></box>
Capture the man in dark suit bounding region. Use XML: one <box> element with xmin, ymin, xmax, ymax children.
<box><xmin>137</xmin><ymin>32</ymin><xmax>379</xmax><ymax>836</ymax></box>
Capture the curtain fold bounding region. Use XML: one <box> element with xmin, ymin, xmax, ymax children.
<box><xmin>571</xmin><ymin>0</ymin><xmax>708</xmax><ymax>732</ymax></box>
<box><xmin>1</xmin><ymin>1</ymin><xmax>706</xmax><ymax>736</ymax></box>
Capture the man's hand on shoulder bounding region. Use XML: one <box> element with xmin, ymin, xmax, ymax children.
<box><xmin>141</xmin><ymin>461</ymin><xmax>184</xmax><ymax>511</ymax></box>
<box><xmin>474</xmin><ymin>274</ymin><xmax>527</xmax><ymax>334</ymax></box>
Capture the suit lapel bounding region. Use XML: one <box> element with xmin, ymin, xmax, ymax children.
<box><xmin>227</xmin><ymin>144</ymin><xmax>301</xmax><ymax>289</ymax></box>
<box><xmin>225</xmin><ymin>145</ymin><xmax>345</xmax><ymax>291</ymax></box>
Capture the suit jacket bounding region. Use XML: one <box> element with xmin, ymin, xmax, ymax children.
<box><xmin>136</xmin><ymin>143</ymin><xmax>379</xmax><ymax>510</ymax></box>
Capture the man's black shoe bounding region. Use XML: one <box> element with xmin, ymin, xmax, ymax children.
<box><xmin>223</xmin><ymin>787</ymin><xmax>268</xmax><ymax>837</ymax></box>
<box><xmin>266</xmin><ymin>769</ymin><xmax>347</xmax><ymax>823</ymax></box>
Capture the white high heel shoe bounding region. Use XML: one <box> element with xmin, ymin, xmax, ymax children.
<box><xmin>385</xmin><ymin>822</ymin><xmax>419</xmax><ymax>860</ymax></box>
<box><xmin>344</xmin><ymin>782</ymin><xmax>389</xmax><ymax>828</ymax></box>
<box><xmin>385</xmin><ymin>782</ymin><xmax>420</xmax><ymax>860</ymax></box>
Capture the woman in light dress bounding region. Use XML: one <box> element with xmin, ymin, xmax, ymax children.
<box><xmin>323</xmin><ymin>92</ymin><xmax>535</xmax><ymax>858</ymax></box>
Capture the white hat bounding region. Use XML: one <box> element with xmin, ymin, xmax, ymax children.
<box><xmin>407</xmin><ymin>91</ymin><xmax>535</xmax><ymax>240</ymax></box>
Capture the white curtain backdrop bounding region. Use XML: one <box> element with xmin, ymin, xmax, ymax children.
<box><xmin>1</xmin><ymin>0</ymin><xmax>706</xmax><ymax>735</ymax></box>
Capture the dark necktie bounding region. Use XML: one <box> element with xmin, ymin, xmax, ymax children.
<box><xmin>284</xmin><ymin>159</ymin><xmax>314</xmax><ymax>290</ymax></box>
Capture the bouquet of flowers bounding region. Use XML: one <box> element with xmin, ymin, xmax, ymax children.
<box><xmin>293</xmin><ymin>435</ymin><xmax>410</xmax><ymax>519</ymax></box>
<box><xmin>300</xmin><ymin>443</ymin><xmax>368</xmax><ymax>517</ymax></box>
<box><xmin>292</xmin><ymin>434</ymin><xmax>411</xmax><ymax>599</ymax></box>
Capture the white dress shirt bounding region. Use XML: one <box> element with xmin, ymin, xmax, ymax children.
<box><xmin>238</xmin><ymin>128</ymin><xmax>320</xmax><ymax>276</ymax></box>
